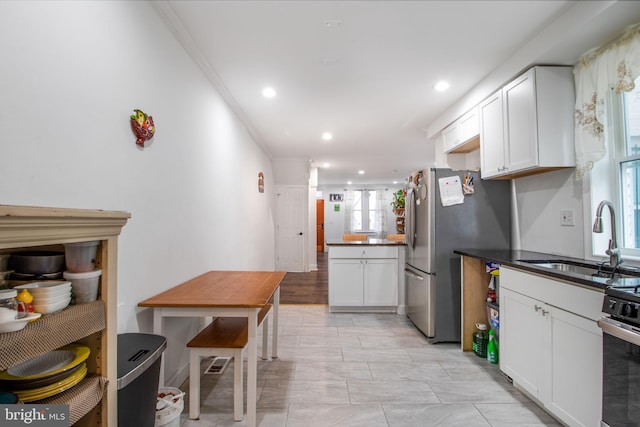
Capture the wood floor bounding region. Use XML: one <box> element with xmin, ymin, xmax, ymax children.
<box><xmin>279</xmin><ymin>251</ymin><xmax>328</xmax><ymax>304</ymax></box>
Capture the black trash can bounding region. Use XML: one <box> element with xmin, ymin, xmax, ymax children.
<box><xmin>117</xmin><ymin>333</ymin><xmax>167</xmax><ymax>427</ymax></box>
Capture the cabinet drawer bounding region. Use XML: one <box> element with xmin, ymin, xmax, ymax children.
<box><xmin>329</xmin><ymin>246</ymin><xmax>398</xmax><ymax>259</ymax></box>
<box><xmin>501</xmin><ymin>267</ymin><xmax>603</xmax><ymax>321</ymax></box>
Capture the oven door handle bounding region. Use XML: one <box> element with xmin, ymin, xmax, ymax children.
<box><xmin>598</xmin><ymin>317</ymin><xmax>640</xmax><ymax>346</ymax></box>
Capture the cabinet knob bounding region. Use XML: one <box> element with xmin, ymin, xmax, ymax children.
<box><xmin>534</xmin><ymin>305</ymin><xmax>541</xmax><ymax>312</ymax></box>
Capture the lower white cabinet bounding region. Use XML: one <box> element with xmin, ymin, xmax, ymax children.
<box><xmin>328</xmin><ymin>246</ymin><xmax>398</xmax><ymax>310</ymax></box>
<box><xmin>500</xmin><ymin>267</ymin><xmax>602</xmax><ymax>427</ymax></box>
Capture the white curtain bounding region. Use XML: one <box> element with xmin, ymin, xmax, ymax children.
<box><xmin>574</xmin><ymin>23</ymin><xmax>640</xmax><ymax>178</ymax></box>
<box><xmin>344</xmin><ymin>190</ymin><xmax>356</xmax><ymax>234</ymax></box>
<box><xmin>375</xmin><ymin>190</ymin><xmax>387</xmax><ymax>239</ymax></box>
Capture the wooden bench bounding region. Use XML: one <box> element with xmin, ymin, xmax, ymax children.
<box><xmin>187</xmin><ymin>304</ymin><xmax>272</xmax><ymax>421</ymax></box>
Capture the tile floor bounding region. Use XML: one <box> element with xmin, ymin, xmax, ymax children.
<box><xmin>179</xmin><ymin>305</ymin><xmax>561</xmax><ymax>426</ymax></box>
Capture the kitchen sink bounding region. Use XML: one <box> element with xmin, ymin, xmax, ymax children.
<box><xmin>518</xmin><ymin>259</ymin><xmax>640</xmax><ymax>279</ymax></box>
<box><xmin>529</xmin><ymin>262</ymin><xmax>602</xmax><ymax>276</ymax></box>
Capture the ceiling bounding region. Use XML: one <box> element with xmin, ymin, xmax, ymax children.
<box><xmin>154</xmin><ymin>1</ymin><xmax>640</xmax><ymax>185</ymax></box>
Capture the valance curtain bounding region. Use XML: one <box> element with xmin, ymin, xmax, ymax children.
<box><xmin>574</xmin><ymin>23</ymin><xmax>640</xmax><ymax>178</ymax></box>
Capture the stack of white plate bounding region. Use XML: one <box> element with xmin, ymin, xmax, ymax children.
<box><xmin>0</xmin><ymin>344</ymin><xmax>90</xmax><ymax>402</ymax></box>
<box><xmin>14</xmin><ymin>281</ymin><xmax>72</xmax><ymax>315</ymax></box>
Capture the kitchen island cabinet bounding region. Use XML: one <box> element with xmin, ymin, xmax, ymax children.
<box><xmin>327</xmin><ymin>240</ymin><xmax>404</xmax><ymax>312</ymax></box>
<box><xmin>0</xmin><ymin>205</ymin><xmax>129</xmax><ymax>426</ymax></box>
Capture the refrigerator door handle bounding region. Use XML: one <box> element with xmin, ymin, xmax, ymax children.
<box><xmin>404</xmin><ymin>269</ymin><xmax>424</xmax><ymax>280</ymax></box>
<box><xmin>407</xmin><ymin>189</ymin><xmax>416</xmax><ymax>249</ymax></box>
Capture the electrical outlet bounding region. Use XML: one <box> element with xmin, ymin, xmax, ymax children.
<box><xmin>561</xmin><ymin>209</ymin><xmax>574</xmax><ymax>226</ymax></box>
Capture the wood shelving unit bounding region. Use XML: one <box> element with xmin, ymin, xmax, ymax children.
<box><xmin>0</xmin><ymin>205</ymin><xmax>130</xmax><ymax>426</ymax></box>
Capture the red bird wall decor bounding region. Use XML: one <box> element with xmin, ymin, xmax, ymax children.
<box><xmin>130</xmin><ymin>109</ymin><xmax>155</xmax><ymax>147</ymax></box>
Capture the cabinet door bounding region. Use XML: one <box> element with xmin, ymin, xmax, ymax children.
<box><xmin>547</xmin><ymin>307</ymin><xmax>602</xmax><ymax>427</ymax></box>
<box><xmin>329</xmin><ymin>259</ymin><xmax>364</xmax><ymax>306</ymax></box>
<box><xmin>500</xmin><ymin>288</ymin><xmax>547</xmax><ymax>400</ymax></box>
<box><xmin>363</xmin><ymin>259</ymin><xmax>398</xmax><ymax>306</ymax></box>
<box><xmin>504</xmin><ymin>69</ymin><xmax>538</xmax><ymax>172</ymax></box>
<box><xmin>442</xmin><ymin>122</ymin><xmax>459</xmax><ymax>153</ymax></box>
<box><xmin>479</xmin><ymin>90</ymin><xmax>505</xmax><ymax>178</ymax></box>
<box><xmin>459</xmin><ymin>107</ymin><xmax>479</xmax><ymax>143</ymax></box>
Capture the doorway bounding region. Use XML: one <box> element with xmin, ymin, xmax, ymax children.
<box><xmin>316</xmin><ymin>199</ymin><xmax>324</xmax><ymax>252</ymax></box>
<box><xmin>275</xmin><ymin>186</ymin><xmax>306</xmax><ymax>272</ymax></box>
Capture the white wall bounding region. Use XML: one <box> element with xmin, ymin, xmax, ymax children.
<box><xmin>513</xmin><ymin>170</ymin><xmax>585</xmax><ymax>257</ymax></box>
<box><xmin>0</xmin><ymin>1</ymin><xmax>275</xmax><ymax>386</ymax></box>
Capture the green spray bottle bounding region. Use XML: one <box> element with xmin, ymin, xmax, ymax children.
<box><xmin>487</xmin><ymin>328</ymin><xmax>498</xmax><ymax>364</ymax></box>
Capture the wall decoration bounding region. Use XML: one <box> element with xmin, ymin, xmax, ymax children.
<box><xmin>329</xmin><ymin>193</ymin><xmax>344</xmax><ymax>202</ymax></box>
<box><xmin>130</xmin><ymin>109</ymin><xmax>155</xmax><ymax>147</ymax></box>
<box><xmin>334</xmin><ymin>204</ymin><xmax>340</xmax><ymax>212</ymax></box>
<box><xmin>258</xmin><ymin>172</ymin><xmax>264</xmax><ymax>193</ymax></box>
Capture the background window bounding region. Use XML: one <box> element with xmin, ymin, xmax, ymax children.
<box><xmin>351</xmin><ymin>190</ymin><xmax>381</xmax><ymax>232</ymax></box>
<box><xmin>616</xmin><ymin>76</ymin><xmax>640</xmax><ymax>251</ymax></box>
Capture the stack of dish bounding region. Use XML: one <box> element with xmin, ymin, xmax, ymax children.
<box><xmin>13</xmin><ymin>281</ymin><xmax>72</xmax><ymax>315</ymax></box>
<box><xmin>0</xmin><ymin>344</ymin><xmax>90</xmax><ymax>402</ymax></box>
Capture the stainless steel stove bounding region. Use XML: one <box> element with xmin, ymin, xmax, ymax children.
<box><xmin>598</xmin><ymin>281</ymin><xmax>640</xmax><ymax>427</ymax></box>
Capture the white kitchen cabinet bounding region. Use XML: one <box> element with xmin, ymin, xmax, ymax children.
<box><xmin>328</xmin><ymin>246</ymin><xmax>398</xmax><ymax>311</ymax></box>
<box><xmin>480</xmin><ymin>66</ymin><xmax>575</xmax><ymax>179</ymax></box>
<box><xmin>500</xmin><ymin>267</ymin><xmax>602</xmax><ymax>427</ymax></box>
<box><xmin>443</xmin><ymin>107</ymin><xmax>480</xmax><ymax>154</ymax></box>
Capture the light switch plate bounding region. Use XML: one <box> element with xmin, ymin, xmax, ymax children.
<box><xmin>561</xmin><ymin>209</ymin><xmax>574</xmax><ymax>226</ymax></box>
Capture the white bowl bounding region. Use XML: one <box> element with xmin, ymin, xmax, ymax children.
<box><xmin>0</xmin><ymin>313</ymin><xmax>41</xmax><ymax>333</ymax></box>
<box><xmin>14</xmin><ymin>282</ymin><xmax>72</xmax><ymax>297</ymax></box>
<box><xmin>33</xmin><ymin>297</ymin><xmax>71</xmax><ymax>315</ymax></box>
<box><xmin>32</xmin><ymin>292</ymin><xmax>71</xmax><ymax>306</ymax></box>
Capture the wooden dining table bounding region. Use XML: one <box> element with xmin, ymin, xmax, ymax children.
<box><xmin>138</xmin><ymin>270</ymin><xmax>286</xmax><ymax>427</ymax></box>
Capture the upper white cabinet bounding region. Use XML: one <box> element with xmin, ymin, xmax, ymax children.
<box><xmin>479</xmin><ymin>66</ymin><xmax>575</xmax><ymax>179</ymax></box>
<box><xmin>443</xmin><ymin>107</ymin><xmax>480</xmax><ymax>154</ymax></box>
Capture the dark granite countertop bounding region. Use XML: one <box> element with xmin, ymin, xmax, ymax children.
<box><xmin>326</xmin><ymin>238</ymin><xmax>406</xmax><ymax>246</ymax></box>
<box><xmin>453</xmin><ymin>248</ymin><xmax>640</xmax><ymax>292</ymax></box>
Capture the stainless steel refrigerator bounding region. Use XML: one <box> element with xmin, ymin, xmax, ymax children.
<box><xmin>405</xmin><ymin>168</ymin><xmax>510</xmax><ymax>343</ymax></box>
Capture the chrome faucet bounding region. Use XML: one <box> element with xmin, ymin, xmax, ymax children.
<box><xmin>592</xmin><ymin>200</ymin><xmax>622</xmax><ymax>268</ymax></box>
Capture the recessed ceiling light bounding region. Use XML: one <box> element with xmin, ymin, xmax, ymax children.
<box><xmin>262</xmin><ymin>87</ymin><xmax>276</xmax><ymax>98</ymax></box>
<box><xmin>358</xmin><ymin>170</ymin><xmax>365</xmax><ymax>175</ymax></box>
<box><xmin>322</xmin><ymin>132</ymin><xmax>333</xmax><ymax>141</ymax></box>
<box><xmin>434</xmin><ymin>81</ymin><xmax>450</xmax><ymax>92</ymax></box>
<box><xmin>393</xmin><ymin>181</ymin><xmax>398</xmax><ymax>184</ymax></box>
<box><xmin>323</xmin><ymin>163</ymin><xmax>330</xmax><ymax>168</ymax></box>
<box><xmin>347</xmin><ymin>181</ymin><xmax>352</xmax><ymax>185</ymax></box>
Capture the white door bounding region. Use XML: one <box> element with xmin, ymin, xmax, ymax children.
<box><xmin>547</xmin><ymin>306</ymin><xmax>602</xmax><ymax>426</ymax></box>
<box><xmin>504</xmin><ymin>68</ymin><xmax>538</xmax><ymax>172</ymax></box>
<box><xmin>364</xmin><ymin>259</ymin><xmax>398</xmax><ymax>306</ymax></box>
<box><xmin>276</xmin><ymin>186</ymin><xmax>306</xmax><ymax>272</ymax></box>
<box><xmin>329</xmin><ymin>259</ymin><xmax>364</xmax><ymax>306</ymax></box>
<box><xmin>500</xmin><ymin>288</ymin><xmax>546</xmax><ymax>400</ymax></box>
<box><xmin>479</xmin><ymin>90</ymin><xmax>505</xmax><ymax>178</ymax></box>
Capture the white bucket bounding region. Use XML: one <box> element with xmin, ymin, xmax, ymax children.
<box><xmin>155</xmin><ymin>387</ymin><xmax>184</xmax><ymax>427</ymax></box>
